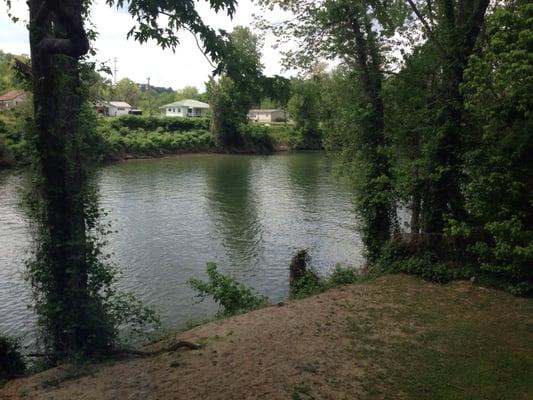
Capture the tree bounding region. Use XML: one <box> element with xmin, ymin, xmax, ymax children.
<box><xmin>287</xmin><ymin>78</ymin><xmax>321</xmax><ymax>147</ymax></box>
<box><xmin>113</xmin><ymin>78</ymin><xmax>141</xmax><ymax>107</ymax></box>
<box><xmin>405</xmin><ymin>0</ymin><xmax>491</xmax><ymax>233</ymax></box>
<box><xmin>259</xmin><ymin>0</ymin><xmax>405</xmax><ymax>260</ymax></box>
<box><xmin>10</xmin><ymin>0</ymin><xmax>238</xmax><ymax>356</ymax></box>
<box><xmin>175</xmin><ymin>85</ymin><xmax>201</xmax><ymax>101</ymax></box>
<box><xmin>456</xmin><ymin>0</ymin><xmax>533</xmax><ymax>294</ymax></box>
<box><xmin>208</xmin><ymin>26</ymin><xmax>263</xmax><ymax>149</ymax></box>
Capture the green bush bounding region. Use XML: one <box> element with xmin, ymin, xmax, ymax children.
<box><xmin>188</xmin><ymin>263</ymin><xmax>268</xmax><ymax>316</ymax></box>
<box><xmin>95</xmin><ymin>120</ymin><xmax>214</xmax><ymax>158</ymax></box>
<box><xmin>0</xmin><ymin>334</ymin><xmax>25</xmax><ymax>381</ymax></box>
<box><xmin>290</xmin><ymin>269</ymin><xmax>325</xmax><ymax>298</ymax></box>
<box><xmin>108</xmin><ymin>115</ymin><xmax>209</xmax><ymax>132</ymax></box>
<box><xmin>239</xmin><ymin>123</ymin><xmax>274</xmax><ymax>153</ymax></box>
<box><xmin>378</xmin><ymin>239</ymin><xmax>474</xmax><ymax>284</ymax></box>
<box><xmin>263</xmin><ymin>124</ymin><xmax>301</xmax><ymax>148</ymax></box>
<box><xmin>328</xmin><ymin>265</ymin><xmax>361</xmax><ymax>286</ymax></box>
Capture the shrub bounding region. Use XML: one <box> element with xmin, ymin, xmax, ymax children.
<box><xmin>290</xmin><ymin>269</ymin><xmax>325</xmax><ymax>298</ymax></box>
<box><xmin>328</xmin><ymin>265</ymin><xmax>361</xmax><ymax>286</ymax></box>
<box><xmin>378</xmin><ymin>238</ymin><xmax>474</xmax><ymax>284</ymax></box>
<box><xmin>239</xmin><ymin>123</ymin><xmax>274</xmax><ymax>153</ymax></box>
<box><xmin>108</xmin><ymin>115</ymin><xmax>209</xmax><ymax>132</ymax></box>
<box><xmin>188</xmin><ymin>263</ymin><xmax>268</xmax><ymax>316</ymax></box>
<box><xmin>289</xmin><ymin>251</ymin><xmax>364</xmax><ymax>298</ymax></box>
<box><xmin>0</xmin><ymin>334</ymin><xmax>25</xmax><ymax>381</ymax></box>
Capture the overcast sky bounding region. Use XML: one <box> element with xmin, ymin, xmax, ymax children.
<box><xmin>0</xmin><ymin>0</ymin><xmax>293</xmax><ymax>91</ymax></box>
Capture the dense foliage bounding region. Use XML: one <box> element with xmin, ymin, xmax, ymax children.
<box><xmin>262</xmin><ymin>0</ymin><xmax>532</xmax><ymax>293</ymax></box>
<box><xmin>207</xmin><ymin>26</ymin><xmax>264</xmax><ymax>149</ymax></box>
<box><xmin>454</xmin><ymin>0</ymin><xmax>533</xmax><ymax>294</ymax></box>
<box><xmin>0</xmin><ymin>334</ymin><xmax>25</xmax><ymax>381</ymax></box>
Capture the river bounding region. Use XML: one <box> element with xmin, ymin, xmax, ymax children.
<box><xmin>0</xmin><ymin>152</ymin><xmax>363</xmax><ymax>345</ymax></box>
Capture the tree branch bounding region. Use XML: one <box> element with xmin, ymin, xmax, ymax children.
<box><xmin>406</xmin><ymin>0</ymin><xmax>447</xmax><ymax>57</ymax></box>
<box><xmin>26</xmin><ymin>340</ymin><xmax>202</xmax><ymax>359</ymax></box>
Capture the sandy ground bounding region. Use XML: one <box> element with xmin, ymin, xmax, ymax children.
<box><xmin>1</xmin><ymin>274</ymin><xmax>532</xmax><ymax>400</ymax></box>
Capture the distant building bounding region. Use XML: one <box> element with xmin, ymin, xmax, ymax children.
<box><xmin>93</xmin><ymin>100</ymin><xmax>137</xmax><ymax>117</ymax></box>
<box><xmin>160</xmin><ymin>99</ymin><xmax>210</xmax><ymax>117</ymax></box>
<box><xmin>0</xmin><ymin>90</ymin><xmax>27</xmax><ymax>110</ymax></box>
<box><xmin>106</xmin><ymin>101</ymin><xmax>133</xmax><ymax>117</ymax></box>
<box><xmin>248</xmin><ymin>109</ymin><xmax>287</xmax><ymax>123</ymax></box>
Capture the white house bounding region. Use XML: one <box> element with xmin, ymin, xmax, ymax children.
<box><xmin>248</xmin><ymin>109</ymin><xmax>287</xmax><ymax>123</ymax></box>
<box><xmin>160</xmin><ymin>99</ymin><xmax>210</xmax><ymax>117</ymax></box>
<box><xmin>106</xmin><ymin>101</ymin><xmax>132</xmax><ymax>117</ymax></box>
<box><xmin>0</xmin><ymin>90</ymin><xmax>27</xmax><ymax>110</ymax></box>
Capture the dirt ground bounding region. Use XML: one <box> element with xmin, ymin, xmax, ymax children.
<box><xmin>2</xmin><ymin>274</ymin><xmax>532</xmax><ymax>400</ymax></box>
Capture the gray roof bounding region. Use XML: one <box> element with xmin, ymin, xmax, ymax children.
<box><xmin>109</xmin><ymin>101</ymin><xmax>132</xmax><ymax>108</ymax></box>
<box><xmin>160</xmin><ymin>99</ymin><xmax>210</xmax><ymax>109</ymax></box>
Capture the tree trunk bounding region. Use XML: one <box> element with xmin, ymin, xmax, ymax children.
<box><xmin>29</xmin><ymin>0</ymin><xmax>91</xmax><ymax>354</ymax></box>
<box><xmin>420</xmin><ymin>0</ymin><xmax>490</xmax><ymax>234</ymax></box>
<box><xmin>349</xmin><ymin>12</ymin><xmax>392</xmax><ymax>260</ymax></box>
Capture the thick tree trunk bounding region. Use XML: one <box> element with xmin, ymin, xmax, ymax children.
<box><xmin>349</xmin><ymin>13</ymin><xmax>392</xmax><ymax>259</ymax></box>
<box><xmin>29</xmin><ymin>0</ymin><xmax>91</xmax><ymax>354</ymax></box>
<box><xmin>420</xmin><ymin>0</ymin><xmax>490</xmax><ymax>234</ymax></box>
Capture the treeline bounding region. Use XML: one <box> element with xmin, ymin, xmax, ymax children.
<box><xmin>261</xmin><ymin>0</ymin><xmax>532</xmax><ymax>294</ymax></box>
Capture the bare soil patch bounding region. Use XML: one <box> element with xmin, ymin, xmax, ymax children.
<box><xmin>2</xmin><ymin>274</ymin><xmax>532</xmax><ymax>400</ymax></box>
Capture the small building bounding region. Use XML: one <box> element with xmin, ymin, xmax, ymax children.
<box><xmin>0</xmin><ymin>90</ymin><xmax>27</xmax><ymax>110</ymax></box>
<box><xmin>160</xmin><ymin>99</ymin><xmax>210</xmax><ymax>117</ymax></box>
<box><xmin>248</xmin><ymin>109</ymin><xmax>287</xmax><ymax>123</ymax></box>
<box><xmin>106</xmin><ymin>101</ymin><xmax>132</xmax><ymax>117</ymax></box>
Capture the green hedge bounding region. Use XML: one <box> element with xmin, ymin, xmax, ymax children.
<box><xmin>107</xmin><ymin>115</ymin><xmax>210</xmax><ymax>132</ymax></box>
<box><xmin>95</xmin><ymin>125</ymin><xmax>214</xmax><ymax>158</ymax></box>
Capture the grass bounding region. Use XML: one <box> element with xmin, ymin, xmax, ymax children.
<box><xmin>344</xmin><ymin>276</ymin><xmax>533</xmax><ymax>399</ymax></box>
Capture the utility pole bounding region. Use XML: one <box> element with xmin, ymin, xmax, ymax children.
<box><xmin>113</xmin><ymin>57</ymin><xmax>118</xmax><ymax>84</ymax></box>
<box><xmin>147</xmin><ymin>77</ymin><xmax>150</xmax><ymax>89</ymax></box>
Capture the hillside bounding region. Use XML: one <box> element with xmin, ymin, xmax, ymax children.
<box><xmin>2</xmin><ymin>274</ymin><xmax>532</xmax><ymax>400</ymax></box>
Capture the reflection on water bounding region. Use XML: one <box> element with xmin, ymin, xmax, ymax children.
<box><xmin>0</xmin><ymin>152</ymin><xmax>363</xmax><ymax>344</ymax></box>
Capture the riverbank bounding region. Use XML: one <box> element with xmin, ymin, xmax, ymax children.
<box><xmin>2</xmin><ymin>274</ymin><xmax>532</xmax><ymax>399</ymax></box>
<box><xmin>0</xmin><ymin>117</ymin><xmax>309</xmax><ymax>169</ymax></box>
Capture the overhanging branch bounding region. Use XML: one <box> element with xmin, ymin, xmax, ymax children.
<box><xmin>406</xmin><ymin>0</ymin><xmax>447</xmax><ymax>58</ymax></box>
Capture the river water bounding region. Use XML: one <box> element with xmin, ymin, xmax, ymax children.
<box><xmin>0</xmin><ymin>152</ymin><xmax>363</xmax><ymax>345</ymax></box>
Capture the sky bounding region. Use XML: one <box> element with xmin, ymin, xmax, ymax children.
<box><xmin>0</xmin><ymin>0</ymin><xmax>293</xmax><ymax>91</ymax></box>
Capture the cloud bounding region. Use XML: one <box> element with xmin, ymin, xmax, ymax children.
<box><xmin>0</xmin><ymin>0</ymin><xmax>294</xmax><ymax>91</ymax></box>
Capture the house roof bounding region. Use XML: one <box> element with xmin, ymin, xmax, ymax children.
<box><xmin>0</xmin><ymin>90</ymin><xmax>25</xmax><ymax>102</ymax></box>
<box><xmin>160</xmin><ymin>99</ymin><xmax>210</xmax><ymax>109</ymax></box>
<box><xmin>109</xmin><ymin>101</ymin><xmax>132</xmax><ymax>108</ymax></box>
<box><xmin>248</xmin><ymin>109</ymin><xmax>285</xmax><ymax>113</ymax></box>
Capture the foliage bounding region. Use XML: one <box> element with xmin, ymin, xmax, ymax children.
<box><xmin>112</xmin><ymin>78</ymin><xmax>141</xmax><ymax>107</ymax></box>
<box><xmin>378</xmin><ymin>239</ymin><xmax>474</xmax><ymax>284</ymax></box>
<box><xmin>208</xmin><ymin>26</ymin><xmax>264</xmax><ymax>149</ymax></box>
<box><xmin>328</xmin><ymin>265</ymin><xmax>361</xmax><ymax>286</ymax></box>
<box><xmin>453</xmin><ymin>0</ymin><xmax>533</xmax><ymax>295</ymax></box>
<box><xmin>263</xmin><ymin>124</ymin><xmax>301</xmax><ymax>148</ymax></box>
<box><xmin>238</xmin><ymin>123</ymin><xmax>274</xmax><ymax>153</ymax></box>
<box><xmin>0</xmin><ymin>50</ymin><xmax>27</xmax><ymax>93</ymax></box>
<box><xmin>96</xmin><ymin>126</ymin><xmax>213</xmax><ymax>158</ymax></box>
<box><xmin>287</xmin><ymin>78</ymin><xmax>322</xmax><ymax>147</ymax></box>
<box><xmin>107</xmin><ymin>115</ymin><xmax>210</xmax><ymax>132</ymax></box>
<box><xmin>290</xmin><ymin>268</ymin><xmax>325</xmax><ymax>298</ymax></box>
<box><xmin>188</xmin><ymin>263</ymin><xmax>268</xmax><ymax>316</ymax></box>
<box><xmin>289</xmin><ymin>250</ymin><xmax>363</xmax><ymax>298</ymax></box>
<box><xmin>95</xmin><ymin>115</ymin><xmax>213</xmax><ymax>159</ymax></box>
<box><xmin>0</xmin><ymin>334</ymin><xmax>25</xmax><ymax>381</ymax></box>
